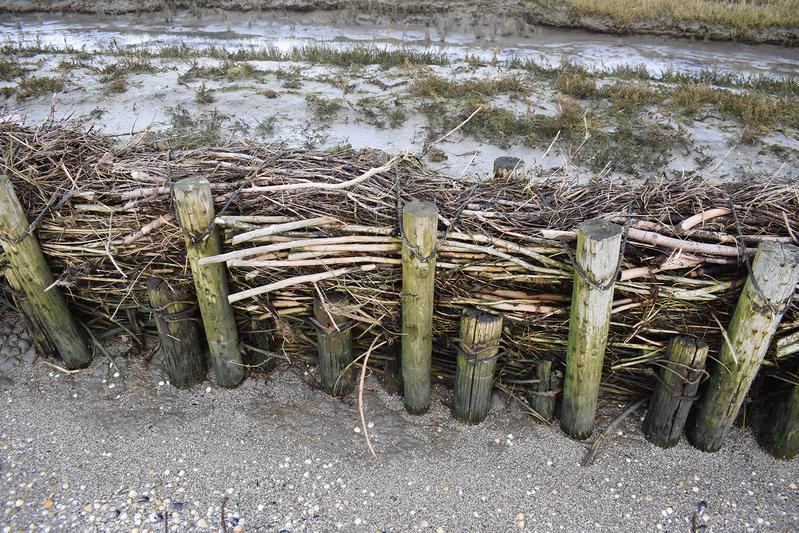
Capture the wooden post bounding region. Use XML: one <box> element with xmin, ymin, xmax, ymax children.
<box><xmin>244</xmin><ymin>318</ymin><xmax>276</xmax><ymax>373</ymax></box>
<box><xmin>531</xmin><ymin>359</ymin><xmax>563</xmax><ymax>420</ymax></box>
<box><xmin>5</xmin><ymin>267</ymin><xmax>55</xmax><ymax>357</ymax></box>
<box><xmin>690</xmin><ymin>242</ymin><xmax>799</xmax><ymax>452</ymax></box>
<box><xmin>314</xmin><ymin>293</ymin><xmax>354</xmax><ymax>397</ymax></box>
<box><xmin>452</xmin><ymin>309</ymin><xmax>503</xmax><ymax>424</ymax></box>
<box><xmin>0</xmin><ymin>174</ymin><xmax>91</xmax><ymax>369</ymax></box>
<box><xmin>147</xmin><ymin>278</ymin><xmax>206</xmax><ymax>389</ymax></box>
<box><xmin>401</xmin><ymin>200</ymin><xmax>438</xmax><ymax>414</ymax></box>
<box><xmin>561</xmin><ymin>219</ymin><xmax>623</xmax><ymax>440</ymax></box>
<box><xmin>174</xmin><ymin>177</ymin><xmax>244</xmax><ymax>388</ymax></box>
<box><xmin>761</xmin><ymin>385</ymin><xmax>799</xmax><ymax>460</ymax></box>
<box><xmin>642</xmin><ymin>336</ymin><xmax>708</xmax><ymax>448</ymax></box>
<box><xmin>493</xmin><ymin>156</ymin><xmax>525</xmax><ymax>180</ymax></box>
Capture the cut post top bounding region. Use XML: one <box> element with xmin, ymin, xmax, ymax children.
<box><xmin>751</xmin><ymin>241</ymin><xmax>799</xmax><ymax>305</ymax></box>
<box><xmin>174</xmin><ymin>175</ymin><xmax>211</xmax><ymax>193</ymax></box>
<box><xmin>462</xmin><ymin>307</ymin><xmax>502</xmax><ymax>327</ymax></box>
<box><xmin>673</xmin><ymin>335</ymin><xmax>706</xmax><ymax>352</ymax></box>
<box><xmin>403</xmin><ymin>200</ymin><xmax>438</xmax><ymax>218</ymax></box>
<box><xmin>313</xmin><ymin>292</ymin><xmax>350</xmax><ymax>327</ymax></box>
<box><xmin>579</xmin><ymin>218</ymin><xmax>624</xmax><ymax>241</ymax></box>
<box><xmin>494</xmin><ymin>155</ymin><xmax>524</xmax><ymax>173</ymax></box>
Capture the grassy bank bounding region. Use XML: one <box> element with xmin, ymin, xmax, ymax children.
<box><xmin>565</xmin><ymin>0</ymin><xmax>799</xmax><ymax>30</ymax></box>
<box><xmin>522</xmin><ymin>0</ymin><xmax>799</xmax><ymax>44</ymax></box>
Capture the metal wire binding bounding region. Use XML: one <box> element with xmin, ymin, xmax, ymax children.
<box><xmin>456</xmin><ymin>340</ymin><xmax>505</xmax><ymax>366</ymax></box>
<box><xmin>395</xmin><ymin>169</ymin><xmax>481</xmax><ymax>264</ymax></box>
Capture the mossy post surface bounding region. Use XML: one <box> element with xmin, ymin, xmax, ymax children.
<box><xmin>642</xmin><ymin>336</ymin><xmax>708</xmax><ymax>448</ymax></box>
<box><xmin>5</xmin><ymin>267</ymin><xmax>56</xmax><ymax>357</ymax></box>
<box><xmin>147</xmin><ymin>278</ymin><xmax>206</xmax><ymax>389</ymax></box>
<box><xmin>761</xmin><ymin>385</ymin><xmax>799</xmax><ymax>460</ymax></box>
<box><xmin>532</xmin><ymin>359</ymin><xmax>563</xmax><ymax>420</ymax></box>
<box><xmin>401</xmin><ymin>200</ymin><xmax>438</xmax><ymax>414</ymax></box>
<box><xmin>690</xmin><ymin>242</ymin><xmax>799</xmax><ymax>452</ymax></box>
<box><xmin>244</xmin><ymin>318</ymin><xmax>276</xmax><ymax>373</ymax></box>
<box><xmin>561</xmin><ymin>219</ymin><xmax>623</xmax><ymax>440</ymax></box>
<box><xmin>174</xmin><ymin>176</ymin><xmax>244</xmax><ymax>388</ymax></box>
<box><xmin>452</xmin><ymin>309</ymin><xmax>503</xmax><ymax>424</ymax></box>
<box><xmin>314</xmin><ymin>293</ymin><xmax>354</xmax><ymax>397</ymax></box>
<box><xmin>0</xmin><ymin>173</ymin><xmax>90</xmax><ymax>369</ymax></box>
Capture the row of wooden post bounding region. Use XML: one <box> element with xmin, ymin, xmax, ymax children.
<box><xmin>2</xmin><ymin>168</ymin><xmax>799</xmax><ymax>459</ymax></box>
<box><xmin>393</xmin><ymin>198</ymin><xmax>799</xmax><ymax>458</ymax></box>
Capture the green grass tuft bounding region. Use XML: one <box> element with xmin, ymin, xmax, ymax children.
<box><xmin>15</xmin><ymin>76</ymin><xmax>65</xmax><ymax>99</ymax></box>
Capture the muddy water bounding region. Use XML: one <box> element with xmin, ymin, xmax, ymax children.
<box><xmin>1</xmin><ymin>10</ymin><xmax>798</xmax><ymax>181</ymax></box>
<box><xmin>3</xmin><ymin>10</ymin><xmax>799</xmax><ymax>78</ymax></box>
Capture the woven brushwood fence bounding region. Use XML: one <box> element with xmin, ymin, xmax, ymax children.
<box><xmin>1</xmin><ymin>122</ymin><xmax>798</xmax><ymax>400</ymax></box>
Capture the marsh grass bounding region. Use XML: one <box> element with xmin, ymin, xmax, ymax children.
<box><xmin>178</xmin><ymin>61</ymin><xmax>262</xmax><ymax>83</ymax></box>
<box><xmin>0</xmin><ymin>58</ymin><xmax>32</xmax><ymax>80</ymax></box>
<box><xmin>97</xmin><ymin>58</ymin><xmax>157</xmax><ymax>81</ymax></box>
<box><xmin>165</xmin><ymin>105</ymin><xmax>227</xmax><ymax>148</ymax></box>
<box><xmin>15</xmin><ymin>76</ymin><xmax>64</xmax><ymax>99</ymax></box>
<box><xmin>305</xmin><ymin>94</ymin><xmax>343</xmax><ymax>120</ymax></box>
<box><xmin>256</xmin><ymin>115</ymin><xmax>278</xmax><ymax>137</ymax></box>
<box><xmin>409</xmin><ymin>74</ymin><xmax>528</xmax><ymax>98</ymax></box>
<box><xmin>107</xmin><ymin>77</ymin><xmax>127</xmax><ymax>93</ymax></box>
<box><xmin>553</xmin><ymin>64</ymin><xmax>597</xmax><ymax>98</ymax></box>
<box><xmin>195</xmin><ymin>83</ymin><xmax>215</xmax><ymax>104</ymax></box>
<box><xmin>585</xmin><ymin>117</ymin><xmax>690</xmax><ymax>173</ymax></box>
<box><xmin>567</xmin><ymin>0</ymin><xmax>799</xmax><ymax>30</ymax></box>
<box><xmin>670</xmin><ymin>83</ymin><xmax>799</xmax><ymax>140</ymax></box>
<box><xmin>354</xmin><ymin>96</ymin><xmax>409</xmax><ymax>128</ymax></box>
<box><xmin>601</xmin><ymin>81</ymin><xmax>663</xmax><ymax>110</ymax></box>
<box><xmin>428</xmin><ymin>97</ymin><xmax>591</xmax><ymax>148</ymax></box>
<box><xmin>95</xmin><ymin>58</ymin><xmax>157</xmax><ymax>93</ymax></box>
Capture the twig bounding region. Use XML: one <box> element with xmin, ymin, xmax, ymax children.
<box><xmin>421</xmin><ymin>106</ymin><xmax>482</xmax><ymax>156</ymax></box>
<box><xmin>676</xmin><ymin>208</ymin><xmax>731</xmax><ymax>233</ymax></box>
<box><xmin>581</xmin><ymin>398</ymin><xmax>646</xmax><ymax>466</ymax></box>
<box><xmin>232</xmin><ymin>216</ymin><xmax>341</xmax><ymax>245</ymax></box>
<box><xmin>358</xmin><ymin>336</ymin><xmax>386</xmax><ymax>459</ymax></box>
<box><xmin>220</xmin><ymin>496</ymin><xmax>228</xmax><ymax>533</ymax></box>
<box><xmin>244</xmin><ymin>156</ymin><xmax>399</xmax><ymax>194</ymax></box>
<box><xmin>41</xmin><ymin>361</ymin><xmax>82</xmax><ymax>374</ymax></box>
<box><xmin>228</xmin><ymin>264</ymin><xmax>377</xmax><ymax>303</ymax></box>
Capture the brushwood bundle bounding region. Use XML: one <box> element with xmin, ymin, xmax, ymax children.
<box><xmin>1</xmin><ymin>121</ymin><xmax>798</xmax><ymax>399</ymax></box>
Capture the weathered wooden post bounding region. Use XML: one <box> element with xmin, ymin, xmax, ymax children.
<box><xmin>642</xmin><ymin>336</ymin><xmax>708</xmax><ymax>448</ymax></box>
<box><xmin>174</xmin><ymin>177</ymin><xmax>244</xmax><ymax>388</ymax></box>
<box><xmin>561</xmin><ymin>219</ymin><xmax>623</xmax><ymax>440</ymax></box>
<box><xmin>690</xmin><ymin>241</ymin><xmax>799</xmax><ymax>452</ymax></box>
<box><xmin>313</xmin><ymin>293</ymin><xmax>354</xmax><ymax>397</ymax></box>
<box><xmin>760</xmin><ymin>385</ymin><xmax>799</xmax><ymax>460</ymax></box>
<box><xmin>244</xmin><ymin>318</ymin><xmax>275</xmax><ymax>372</ymax></box>
<box><xmin>401</xmin><ymin>200</ymin><xmax>438</xmax><ymax>414</ymax></box>
<box><xmin>531</xmin><ymin>359</ymin><xmax>563</xmax><ymax>420</ymax></box>
<box><xmin>493</xmin><ymin>156</ymin><xmax>525</xmax><ymax>180</ymax></box>
<box><xmin>0</xmin><ymin>174</ymin><xmax>91</xmax><ymax>369</ymax></box>
<box><xmin>452</xmin><ymin>309</ymin><xmax>503</xmax><ymax>424</ymax></box>
<box><xmin>5</xmin><ymin>267</ymin><xmax>55</xmax><ymax>357</ymax></box>
<box><xmin>147</xmin><ymin>278</ymin><xmax>206</xmax><ymax>388</ymax></box>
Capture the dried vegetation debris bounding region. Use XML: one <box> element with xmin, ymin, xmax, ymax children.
<box><xmin>1</xmin><ymin>121</ymin><xmax>798</xmax><ymax>401</ymax></box>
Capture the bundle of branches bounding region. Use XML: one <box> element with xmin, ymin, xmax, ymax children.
<box><xmin>1</xmin><ymin>120</ymin><xmax>798</xmax><ymax>398</ymax></box>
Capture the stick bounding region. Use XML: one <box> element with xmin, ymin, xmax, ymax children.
<box><xmin>231</xmin><ymin>216</ymin><xmax>341</xmax><ymax>245</ymax></box>
<box><xmin>422</xmin><ymin>107</ymin><xmax>482</xmax><ymax>156</ymax></box>
<box><xmin>359</xmin><ymin>337</ymin><xmax>386</xmax><ymax>459</ymax></box>
<box><xmin>581</xmin><ymin>398</ymin><xmax>646</xmax><ymax>466</ymax></box>
<box><xmin>676</xmin><ymin>208</ymin><xmax>731</xmax><ymax>233</ymax></box>
<box><xmin>244</xmin><ymin>157</ymin><xmax>399</xmax><ymax>194</ymax></box>
<box><xmin>228</xmin><ymin>264</ymin><xmax>377</xmax><ymax>303</ymax></box>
